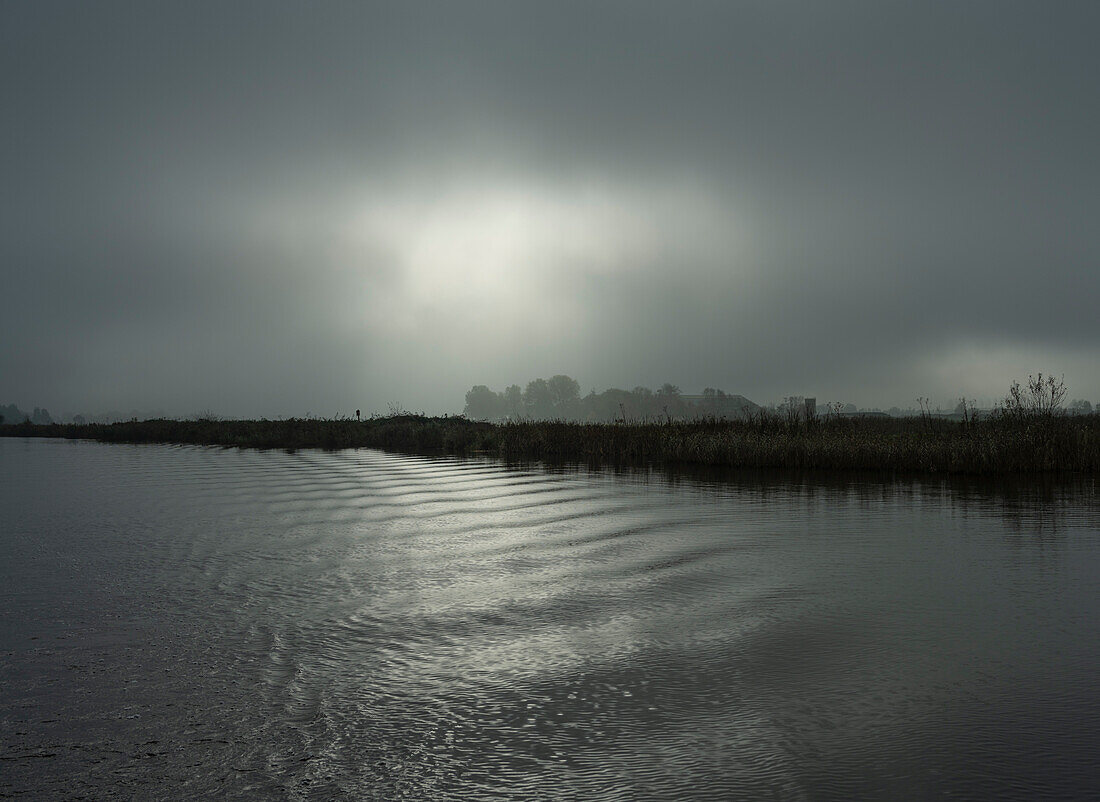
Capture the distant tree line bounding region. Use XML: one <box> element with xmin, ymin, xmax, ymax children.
<box><xmin>463</xmin><ymin>376</ymin><xmax>759</xmax><ymax>422</ymax></box>
<box><xmin>0</xmin><ymin>403</ymin><xmax>170</xmax><ymax>426</ymax></box>
<box><xmin>0</xmin><ymin>403</ymin><xmax>52</xmax><ymax>425</ymax></box>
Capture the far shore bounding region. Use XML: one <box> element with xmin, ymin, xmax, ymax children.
<box><xmin>2</xmin><ymin>412</ymin><xmax>1098</xmax><ymax>475</ymax></box>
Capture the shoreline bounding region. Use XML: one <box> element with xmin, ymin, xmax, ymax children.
<box><xmin>3</xmin><ymin>414</ymin><xmax>1098</xmax><ymax>475</ymax></box>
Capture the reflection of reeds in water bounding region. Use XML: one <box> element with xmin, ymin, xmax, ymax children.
<box><xmin>4</xmin><ymin>411</ymin><xmax>1099</xmax><ymax>474</ymax></box>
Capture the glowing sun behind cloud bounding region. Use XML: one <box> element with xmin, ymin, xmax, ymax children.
<box><xmin>340</xmin><ymin>176</ymin><xmax>749</xmax><ymax>342</ymax></box>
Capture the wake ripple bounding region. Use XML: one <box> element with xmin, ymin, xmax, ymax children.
<box><xmin>2</xmin><ymin>441</ymin><xmax>1098</xmax><ymax>800</ymax></box>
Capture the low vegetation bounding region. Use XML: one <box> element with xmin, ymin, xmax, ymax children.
<box><xmin>3</xmin><ymin>394</ymin><xmax>1097</xmax><ymax>476</ymax></box>
<box><xmin>0</xmin><ymin>415</ymin><xmax>498</xmax><ymax>454</ymax></box>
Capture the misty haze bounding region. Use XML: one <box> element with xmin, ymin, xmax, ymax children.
<box><xmin>2</xmin><ymin>2</ymin><xmax>1098</xmax><ymax>800</ymax></box>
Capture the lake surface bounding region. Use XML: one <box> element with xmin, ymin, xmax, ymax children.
<box><xmin>1</xmin><ymin>438</ymin><xmax>1098</xmax><ymax>800</ymax></box>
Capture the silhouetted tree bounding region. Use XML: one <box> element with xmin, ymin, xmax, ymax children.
<box><xmin>1069</xmin><ymin>399</ymin><xmax>1092</xmax><ymax>414</ymax></box>
<box><xmin>523</xmin><ymin>378</ymin><xmax>554</xmax><ymax>419</ymax></box>
<box><xmin>547</xmin><ymin>374</ymin><xmax>580</xmax><ymax>415</ymax></box>
<box><xmin>503</xmin><ymin>385</ymin><xmax>524</xmax><ymax>419</ymax></box>
<box><xmin>589</xmin><ymin>388</ymin><xmax>633</xmax><ymax>421</ymax></box>
<box><xmin>0</xmin><ymin>404</ymin><xmax>25</xmax><ymax>425</ymax></box>
<box><xmin>464</xmin><ymin>385</ymin><xmax>500</xmax><ymax>420</ymax></box>
<box><xmin>656</xmin><ymin>383</ymin><xmax>684</xmax><ymax>419</ymax></box>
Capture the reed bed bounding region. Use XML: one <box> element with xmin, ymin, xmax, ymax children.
<box><xmin>3</xmin><ymin>412</ymin><xmax>1097</xmax><ymax>475</ymax></box>
<box><xmin>494</xmin><ymin>414</ymin><xmax>1098</xmax><ymax>473</ymax></box>
<box><xmin>0</xmin><ymin>415</ymin><xmax>497</xmax><ymax>454</ymax></box>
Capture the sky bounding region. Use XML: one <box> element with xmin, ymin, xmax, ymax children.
<box><xmin>2</xmin><ymin>1</ymin><xmax>1098</xmax><ymax>418</ymax></box>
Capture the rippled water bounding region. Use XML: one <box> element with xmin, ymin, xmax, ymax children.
<box><xmin>1</xmin><ymin>438</ymin><xmax>1098</xmax><ymax>800</ymax></box>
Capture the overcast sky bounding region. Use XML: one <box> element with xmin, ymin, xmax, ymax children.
<box><xmin>2</xmin><ymin>1</ymin><xmax>1098</xmax><ymax>417</ymax></box>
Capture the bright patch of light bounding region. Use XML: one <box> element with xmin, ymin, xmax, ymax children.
<box><xmin>341</xmin><ymin>178</ymin><xmax>746</xmax><ymax>327</ymax></box>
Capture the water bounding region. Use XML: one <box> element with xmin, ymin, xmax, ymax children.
<box><xmin>1</xmin><ymin>438</ymin><xmax>1098</xmax><ymax>800</ymax></box>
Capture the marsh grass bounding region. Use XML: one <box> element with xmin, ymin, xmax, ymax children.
<box><xmin>0</xmin><ymin>415</ymin><xmax>497</xmax><ymax>454</ymax></box>
<box><xmin>3</xmin><ymin>409</ymin><xmax>1098</xmax><ymax>474</ymax></box>
<box><xmin>495</xmin><ymin>412</ymin><xmax>1098</xmax><ymax>473</ymax></box>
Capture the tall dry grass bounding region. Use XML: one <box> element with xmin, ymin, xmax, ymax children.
<box><xmin>4</xmin><ymin>407</ymin><xmax>1097</xmax><ymax>474</ymax></box>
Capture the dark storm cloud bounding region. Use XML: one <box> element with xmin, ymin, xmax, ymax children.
<box><xmin>2</xmin><ymin>1</ymin><xmax>1098</xmax><ymax>416</ymax></box>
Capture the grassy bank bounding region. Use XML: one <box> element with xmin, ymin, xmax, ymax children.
<box><xmin>3</xmin><ymin>412</ymin><xmax>1098</xmax><ymax>474</ymax></box>
<box><xmin>0</xmin><ymin>415</ymin><xmax>498</xmax><ymax>454</ymax></box>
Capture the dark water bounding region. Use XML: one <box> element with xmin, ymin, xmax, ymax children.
<box><xmin>1</xmin><ymin>439</ymin><xmax>1098</xmax><ymax>800</ymax></box>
